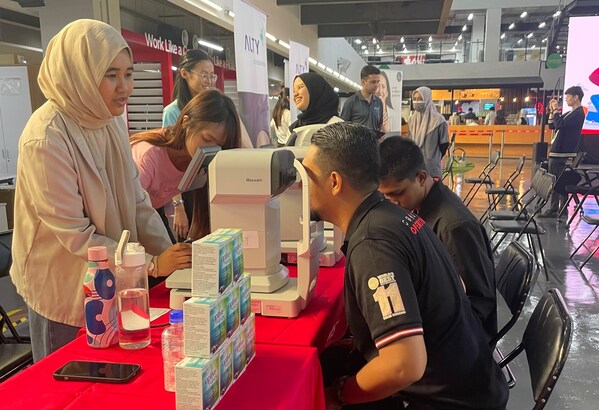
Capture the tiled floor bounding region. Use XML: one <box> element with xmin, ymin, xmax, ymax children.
<box><xmin>452</xmin><ymin>157</ymin><xmax>599</xmax><ymax>410</ymax></box>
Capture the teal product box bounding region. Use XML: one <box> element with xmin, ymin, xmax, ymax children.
<box><xmin>219</xmin><ymin>339</ymin><xmax>233</xmax><ymax>396</ymax></box>
<box><xmin>192</xmin><ymin>235</ymin><xmax>233</xmax><ymax>297</ymax></box>
<box><xmin>238</xmin><ymin>273</ymin><xmax>251</xmax><ymax>325</ymax></box>
<box><xmin>224</xmin><ymin>285</ymin><xmax>240</xmax><ymax>338</ymax></box>
<box><xmin>244</xmin><ymin>313</ymin><xmax>256</xmax><ymax>364</ymax></box>
<box><xmin>183</xmin><ymin>296</ymin><xmax>226</xmax><ymax>357</ymax></box>
<box><xmin>175</xmin><ymin>355</ymin><xmax>220</xmax><ymax>410</ymax></box>
<box><xmin>213</xmin><ymin>228</ymin><xmax>244</xmax><ymax>282</ymax></box>
<box><xmin>231</xmin><ymin>327</ymin><xmax>246</xmax><ymax>380</ymax></box>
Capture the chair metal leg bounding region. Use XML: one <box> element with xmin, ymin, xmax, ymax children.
<box><xmin>492</xmin><ymin>232</ymin><xmax>508</xmax><ymax>253</ymax></box>
<box><xmin>570</xmin><ymin>225</ymin><xmax>598</xmax><ymax>259</ymax></box>
<box><xmin>535</xmin><ymin>230</ymin><xmax>550</xmax><ymax>281</ymax></box>
<box><xmin>581</xmin><ymin>245</ymin><xmax>599</xmax><ymax>269</ymax></box>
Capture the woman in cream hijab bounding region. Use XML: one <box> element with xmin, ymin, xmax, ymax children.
<box><xmin>10</xmin><ymin>19</ymin><xmax>191</xmax><ymax>361</ymax></box>
<box><xmin>408</xmin><ymin>86</ymin><xmax>449</xmax><ymax>178</ymax></box>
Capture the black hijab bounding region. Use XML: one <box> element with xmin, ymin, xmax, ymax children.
<box><xmin>289</xmin><ymin>73</ymin><xmax>339</xmax><ymax>131</ymax></box>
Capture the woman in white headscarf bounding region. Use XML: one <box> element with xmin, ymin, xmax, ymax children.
<box><xmin>10</xmin><ymin>19</ymin><xmax>191</xmax><ymax>361</ymax></box>
<box><xmin>408</xmin><ymin>86</ymin><xmax>449</xmax><ymax>178</ymax></box>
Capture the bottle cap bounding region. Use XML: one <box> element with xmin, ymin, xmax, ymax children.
<box><xmin>88</xmin><ymin>246</ymin><xmax>108</xmax><ymax>261</ymax></box>
<box><xmin>169</xmin><ymin>309</ymin><xmax>183</xmax><ymax>324</ymax></box>
<box><xmin>122</xmin><ymin>242</ymin><xmax>146</xmax><ymax>267</ymax></box>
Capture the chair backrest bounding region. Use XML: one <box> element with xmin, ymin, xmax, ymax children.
<box><xmin>524</xmin><ymin>289</ymin><xmax>572</xmax><ymax>409</ymax></box>
<box><xmin>510</xmin><ymin>168</ymin><xmax>546</xmax><ymax>216</ymax></box>
<box><xmin>502</xmin><ymin>155</ymin><xmax>526</xmax><ymax>189</ymax></box>
<box><xmin>490</xmin><ymin>242</ymin><xmax>535</xmax><ymax>346</ymax></box>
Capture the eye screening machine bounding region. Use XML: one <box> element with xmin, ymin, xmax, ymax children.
<box><xmin>166</xmin><ymin>148</ymin><xmax>320</xmax><ymax>318</ymax></box>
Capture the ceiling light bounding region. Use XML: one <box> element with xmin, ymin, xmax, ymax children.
<box><xmin>527</xmin><ymin>32</ymin><xmax>534</xmax><ymax>38</ymax></box>
<box><xmin>332</xmin><ymin>71</ymin><xmax>340</xmax><ymax>77</ymax></box>
<box><xmin>224</xmin><ymin>9</ymin><xmax>235</xmax><ymax>17</ymax></box>
<box><xmin>309</xmin><ymin>57</ymin><xmax>317</xmax><ymax>65</ymax></box>
<box><xmin>455</xmin><ymin>100</ymin><xmax>459</xmax><ymax>104</ymax></box>
<box><xmin>334</xmin><ymin>87</ymin><xmax>339</xmax><ymax>93</ymax></box>
<box><xmin>518</xmin><ymin>38</ymin><xmax>523</xmax><ymax>44</ymax></box>
<box><xmin>538</xmin><ymin>21</ymin><xmax>546</xmax><ymax>28</ymax></box>
<box><xmin>428</xmin><ymin>36</ymin><xmax>433</xmax><ymax>42</ymax></box>
<box><xmin>265</xmin><ymin>32</ymin><xmax>276</xmax><ymax>42</ymax></box>
<box><xmin>317</xmin><ymin>62</ymin><xmax>326</xmax><ymax>69</ymax></box>
<box><xmin>377</xmin><ymin>44</ymin><xmax>381</xmax><ymax>49</ymax></box>
<box><xmin>556</xmin><ymin>45</ymin><xmax>560</xmax><ymax>49</ymax></box>
<box><xmin>325</xmin><ymin>66</ymin><xmax>334</xmax><ymax>74</ymax></box>
<box><xmin>354</xmin><ymin>39</ymin><xmax>362</xmax><ymax>44</ymax></box>
<box><xmin>542</xmin><ymin>38</ymin><xmax>547</xmax><ymax>43</ymax></box>
<box><xmin>531</xmin><ymin>45</ymin><xmax>536</xmax><ymax>49</ymax></box>
<box><xmin>513</xmin><ymin>97</ymin><xmax>517</xmax><ymax>102</ymax></box>
<box><xmin>451</xmin><ymin>47</ymin><xmax>456</xmax><ymax>51</ymax></box>
<box><xmin>500</xmin><ymin>33</ymin><xmax>506</xmax><ymax>39</ymax></box>
<box><xmin>403</xmin><ymin>48</ymin><xmax>408</xmax><ymax>53</ymax></box>
<box><xmin>372</xmin><ymin>38</ymin><xmax>377</xmax><ymax>44</ymax></box>
<box><xmin>454</xmin><ymin>41</ymin><xmax>458</xmax><ymax>46</ymax></box>
<box><xmin>198</xmin><ymin>39</ymin><xmax>223</xmax><ymax>51</ymax></box>
<box><xmin>509</xmin><ymin>23</ymin><xmax>515</xmax><ymax>30</ymax></box>
<box><xmin>400</xmin><ymin>37</ymin><xmax>405</xmax><ymax>43</ymax></box>
<box><xmin>364</xmin><ymin>50</ymin><xmax>369</xmax><ymax>55</ymax></box>
<box><xmin>500</xmin><ymin>97</ymin><xmax>505</xmax><ymax>102</ymax></box>
<box><xmin>458</xmin><ymin>34</ymin><xmax>463</xmax><ymax>41</ymax></box>
<box><xmin>525</xmin><ymin>96</ymin><xmax>530</xmax><ymax>102</ymax></box>
<box><xmin>462</xmin><ymin>25</ymin><xmax>468</xmax><ymax>31</ymax></box>
<box><xmin>361</xmin><ymin>45</ymin><xmax>367</xmax><ymax>50</ymax></box>
<box><xmin>520</xmin><ymin>11</ymin><xmax>527</xmax><ymax>18</ymax></box>
<box><xmin>403</xmin><ymin>43</ymin><xmax>406</xmax><ymax>48</ymax></box>
<box><xmin>553</xmin><ymin>10</ymin><xmax>561</xmax><ymax>18</ymax></box>
<box><xmin>171</xmin><ymin>65</ymin><xmax>178</xmax><ymax>71</ymax></box>
<box><xmin>278</xmin><ymin>40</ymin><xmax>290</xmax><ymax>49</ymax></box>
<box><xmin>468</xmin><ymin>13</ymin><xmax>473</xmax><ymax>21</ymax></box>
<box><xmin>188</xmin><ymin>0</ymin><xmax>222</xmax><ymax>12</ymax></box>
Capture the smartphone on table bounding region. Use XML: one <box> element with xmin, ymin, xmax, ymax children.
<box><xmin>53</xmin><ymin>361</ymin><xmax>141</xmax><ymax>383</ymax></box>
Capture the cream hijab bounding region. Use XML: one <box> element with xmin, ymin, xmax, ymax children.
<box><xmin>38</xmin><ymin>19</ymin><xmax>130</xmax><ymax>129</ymax></box>
<box><xmin>408</xmin><ymin>86</ymin><xmax>446</xmax><ymax>147</ymax></box>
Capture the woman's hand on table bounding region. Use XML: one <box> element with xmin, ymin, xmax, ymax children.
<box><xmin>156</xmin><ymin>243</ymin><xmax>192</xmax><ymax>276</ymax></box>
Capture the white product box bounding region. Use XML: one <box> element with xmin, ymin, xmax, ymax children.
<box><xmin>183</xmin><ymin>296</ymin><xmax>226</xmax><ymax>357</ymax></box>
<box><xmin>192</xmin><ymin>235</ymin><xmax>233</xmax><ymax>298</ymax></box>
<box><xmin>231</xmin><ymin>327</ymin><xmax>246</xmax><ymax>380</ymax></box>
<box><xmin>219</xmin><ymin>339</ymin><xmax>233</xmax><ymax>396</ymax></box>
<box><xmin>223</xmin><ymin>285</ymin><xmax>240</xmax><ymax>338</ymax></box>
<box><xmin>244</xmin><ymin>313</ymin><xmax>256</xmax><ymax>364</ymax></box>
<box><xmin>175</xmin><ymin>355</ymin><xmax>220</xmax><ymax>410</ymax></box>
<box><xmin>213</xmin><ymin>228</ymin><xmax>244</xmax><ymax>282</ymax></box>
<box><xmin>238</xmin><ymin>273</ymin><xmax>251</xmax><ymax>325</ymax></box>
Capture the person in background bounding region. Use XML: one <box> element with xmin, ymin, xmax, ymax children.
<box><xmin>449</xmin><ymin>111</ymin><xmax>461</xmax><ymax>125</ymax></box>
<box><xmin>408</xmin><ymin>86</ymin><xmax>449</xmax><ymax>178</ymax></box>
<box><xmin>494</xmin><ymin>109</ymin><xmax>507</xmax><ymax>125</ymax></box>
<box><xmin>306</xmin><ymin>122</ymin><xmax>508</xmax><ymax>410</ymax></box>
<box><xmin>10</xmin><ymin>20</ymin><xmax>191</xmax><ymax>362</ymax></box>
<box><xmin>378</xmin><ymin>137</ymin><xmax>497</xmax><ymax>342</ymax></box>
<box><xmin>540</xmin><ymin>86</ymin><xmax>586</xmax><ymax>218</ymax></box>
<box><xmin>519</xmin><ymin>110</ymin><xmax>529</xmax><ymax>125</ymax></box>
<box><xmin>340</xmin><ymin>65</ymin><xmax>384</xmax><ymax>131</ymax></box>
<box><xmin>131</xmin><ymin>90</ymin><xmax>242</xmax><ymax>241</ymax></box>
<box><xmin>286</xmin><ymin>72</ymin><xmax>342</xmax><ymax>146</ymax></box>
<box><xmin>376</xmin><ymin>71</ymin><xmax>398</xmax><ymax>132</ymax></box>
<box><xmin>484</xmin><ymin>106</ymin><xmax>497</xmax><ymax>125</ymax></box>
<box><xmin>270</xmin><ymin>88</ymin><xmax>291</xmax><ymax>146</ymax></box>
<box><xmin>464</xmin><ymin>107</ymin><xmax>477</xmax><ymax>121</ymax></box>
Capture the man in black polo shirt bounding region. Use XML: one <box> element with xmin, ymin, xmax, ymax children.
<box><xmin>304</xmin><ymin>122</ymin><xmax>507</xmax><ymax>409</ymax></box>
<box><xmin>340</xmin><ymin>65</ymin><xmax>384</xmax><ymax>131</ymax></box>
<box><xmin>378</xmin><ymin>136</ymin><xmax>497</xmax><ymax>343</ymax></box>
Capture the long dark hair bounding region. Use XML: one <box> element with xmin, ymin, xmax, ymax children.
<box><xmin>131</xmin><ymin>90</ymin><xmax>241</xmax><ymax>238</ymax></box>
<box><xmin>272</xmin><ymin>88</ymin><xmax>290</xmax><ymax>128</ymax></box>
<box><xmin>173</xmin><ymin>49</ymin><xmax>213</xmax><ymax>110</ymax></box>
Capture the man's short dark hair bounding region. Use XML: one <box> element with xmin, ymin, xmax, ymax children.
<box><xmin>489</xmin><ymin>106</ymin><xmax>495</xmax><ymax>111</ymax></box>
<box><xmin>468</xmin><ymin>108</ymin><xmax>473</xmax><ymax>112</ymax></box>
<box><xmin>379</xmin><ymin>137</ymin><xmax>426</xmax><ymax>182</ymax></box>
<box><xmin>311</xmin><ymin>122</ymin><xmax>380</xmax><ymax>193</ymax></box>
<box><xmin>565</xmin><ymin>85</ymin><xmax>584</xmax><ymax>100</ymax></box>
<box><xmin>360</xmin><ymin>65</ymin><xmax>381</xmax><ymax>80</ymax></box>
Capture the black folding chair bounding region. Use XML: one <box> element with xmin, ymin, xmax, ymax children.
<box><xmin>480</xmin><ymin>155</ymin><xmax>526</xmax><ymax>223</ymax></box>
<box><xmin>570</xmin><ymin>214</ymin><xmax>599</xmax><ymax>269</ymax></box>
<box><xmin>441</xmin><ymin>132</ymin><xmax>459</xmax><ymax>182</ymax></box>
<box><xmin>489</xmin><ymin>172</ymin><xmax>556</xmax><ymax>281</ymax></box>
<box><xmin>498</xmin><ymin>288</ymin><xmax>572</xmax><ymax>410</ymax></box>
<box><xmin>463</xmin><ymin>150</ymin><xmax>501</xmax><ymax>206</ymax></box>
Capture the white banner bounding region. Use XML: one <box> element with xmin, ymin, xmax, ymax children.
<box><xmin>234</xmin><ymin>0</ymin><xmax>270</xmax><ymax>147</ymax></box>
<box><xmin>289</xmin><ymin>41</ymin><xmax>310</xmax><ymax>122</ymax></box>
<box><xmin>379</xmin><ymin>70</ymin><xmax>403</xmax><ymax>132</ymax></box>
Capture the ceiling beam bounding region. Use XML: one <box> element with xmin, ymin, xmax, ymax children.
<box><xmin>278</xmin><ymin>0</ymin><xmax>411</xmax><ymax>5</ymax></box>
<box><xmin>318</xmin><ymin>21</ymin><xmax>440</xmax><ymax>37</ymax></box>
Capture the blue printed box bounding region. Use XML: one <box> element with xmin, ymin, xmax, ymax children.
<box><xmin>183</xmin><ymin>296</ymin><xmax>226</xmax><ymax>357</ymax></box>
<box><xmin>192</xmin><ymin>235</ymin><xmax>233</xmax><ymax>298</ymax></box>
<box><xmin>219</xmin><ymin>339</ymin><xmax>233</xmax><ymax>396</ymax></box>
<box><xmin>214</xmin><ymin>228</ymin><xmax>244</xmax><ymax>282</ymax></box>
<box><xmin>224</xmin><ymin>285</ymin><xmax>240</xmax><ymax>338</ymax></box>
<box><xmin>175</xmin><ymin>355</ymin><xmax>220</xmax><ymax>410</ymax></box>
<box><xmin>238</xmin><ymin>273</ymin><xmax>251</xmax><ymax>325</ymax></box>
<box><xmin>244</xmin><ymin>313</ymin><xmax>256</xmax><ymax>364</ymax></box>
<box><xmin>231</xmin><ymin>327</ymin><xmax>246</xmax><ymax>380</ymax></box>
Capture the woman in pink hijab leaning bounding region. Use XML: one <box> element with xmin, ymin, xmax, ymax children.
<box><xmin>10</xmin><ymin>19</ymin><xmax>191</xmax><ymax>361</ymax></box>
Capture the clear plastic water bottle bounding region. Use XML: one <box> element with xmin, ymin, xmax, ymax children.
<box><xmin>83</xmin><ymin>246</ymin><xmax>118</xmax><ymax>348</ymax></box>
<box><xmin>116</xmin><ymin>242</ymin><xmax>151</xmax><ymax>350</ymax></box>
<box><xmin>162</xmin><ymin>310</ymin><xmax>184</xmax><ymax>392</ymax></box>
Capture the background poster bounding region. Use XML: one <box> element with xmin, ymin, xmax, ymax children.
<box><xmin>380</xmin><ymin>69</ymin><xmax>403</xmax><ymax>132</ymax></box>
<box><xmin>288</xmin><ymin>41</ymin><xmax>310</xmax><ymax>122</ymax></box>
<box><xmin>564</xmin><ymin>16</ymin><xmax>599</xmax><ymax>132</ymax></box>
<box><xmin>233</xmin><ymin>0</ymin><xmax>270</xmax><ymax>147</ymax></box>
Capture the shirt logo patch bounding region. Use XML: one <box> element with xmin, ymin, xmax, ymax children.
<box><xmin>369</xmin><ymin>272</ymin><xmax>406</xmax><ymax>320</ymax></box>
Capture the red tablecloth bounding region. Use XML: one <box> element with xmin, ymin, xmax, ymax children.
<box><xmin>0</xmin><ymin>328</ymin><xmax>325</xmax><ymax>410</ymax></box>
<box><xmin>150</xmin><ymin>259</ymin><xmax>347</xmax><ymax>352</ymax></box>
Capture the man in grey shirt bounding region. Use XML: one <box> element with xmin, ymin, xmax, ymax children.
<box><xmin>340</xmin><ymin>65</ymin><xmax>384</xmax><ymax>131</ymax></box>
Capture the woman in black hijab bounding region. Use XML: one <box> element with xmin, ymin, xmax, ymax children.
<box><xmin>287</xmin><ymin>72</ymin><xmax>342</xmax><ymax>146</ymax></box>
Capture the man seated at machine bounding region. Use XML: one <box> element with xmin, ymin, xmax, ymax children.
<box><xmin>303</xmin><ymin>123</ymin><xmax>507</xmax><ymax>409</ymax></box>
<box><xmin>378</xmin><ymin>137</ymin><xmax>497</xmax><ymax>342</ymax></box>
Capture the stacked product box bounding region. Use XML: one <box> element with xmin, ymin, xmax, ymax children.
<box><xmin>176</xmin><ymin>229</ymin><xmax>255</xmax><ymax>410</ymax></box>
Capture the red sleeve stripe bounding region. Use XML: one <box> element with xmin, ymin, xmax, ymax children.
<box><xmin>375</xmin><ymin>327</ymin><xmax>424</xmax><ymax>349</ymax></box>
